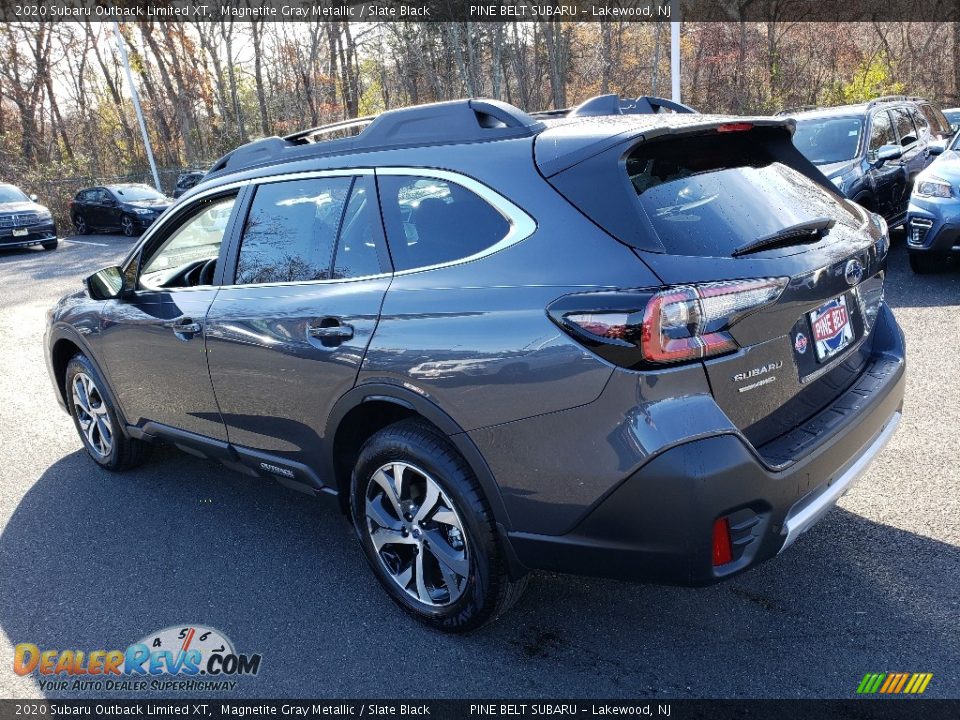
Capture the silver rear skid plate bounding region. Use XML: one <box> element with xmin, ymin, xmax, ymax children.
<box><xmin>779</xmin><ymin>410</ymin><xmax>902</xmax><ymax>553</ymax></box>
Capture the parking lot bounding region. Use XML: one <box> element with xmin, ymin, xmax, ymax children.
<box><xmin>0</xmin><ymin>231</ymin><xmax>957</xmax><ymax>699</ymax></box>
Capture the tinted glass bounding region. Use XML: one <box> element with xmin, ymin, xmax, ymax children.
<box><xmin>332</xmin><ymin>175</ymin><xmax>384</xmax><ymax>279</ymax></box>
<box><xmin>140</xmin><ymin>196</ymin><xmax>237</xmax><ymax>289</ymax></box>
<box><xmin>113</xmin><ymin>185</ymin><xmax>166</xmax><ymax>201</ymax></box>
<box><xmin>869</xmin><ymin>111</ymin><xmax>896</xmax><ymax>152</ymax></box>
<box><xmin>918</xmin><ymin>104</ymin><xmax>946</xmax><ymax>136</ymax></box>
<box><xmin>909</xmin><ymin>106</ymin><xmax>929</xmax><ymax>135</ymax></box>
<box><xmin>235</xmin><ymin>177</ymin><xmax>351</xmax><ymax>285</ymax></box>
<box><xmin>792</xmin><ymin>117</ymin><xmax>863</xmax><ymax>164</ymax></box>
<box><xmin>626</xmin><ymin>136</ymin><xmax>857</xmax><ymax>257</ymax></box>
<box><xmin>0</xmin><ymin>184</ymin><xmax>29</xmax><ymax>203</ymax></box>
<box><xmin>378</xmin><ymin>176</ymin><xmax>510</xmax><ymax>271</ymax></box>
<box><xmin>892</xmin><ymin>108</ymin><xmax>918</xmax><ymax>146</ymax></box>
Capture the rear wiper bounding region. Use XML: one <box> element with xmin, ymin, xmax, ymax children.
<box><xmin>732</xmin><ymin>217</ymin><xmax>836</xmax><ymax>257</ymax></box>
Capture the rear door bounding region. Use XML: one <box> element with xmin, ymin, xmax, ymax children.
<box><xmin>205</xmin><ymin>171</ymin><xmax>391</xmax><ymax>486</ymax></box>
<box><xmin>891</xmin><ymin>106</ymin><xmax>926</xmax><ymax>211</ymax></box>
<box><xmin>865</xmin><ymin>110</ymin><xmax>904</xmax><ymax>218</ymax></box>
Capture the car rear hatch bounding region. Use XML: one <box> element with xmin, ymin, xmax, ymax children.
<box><xmin>538</xmin><ymin>118</ymin><xmax>890</xmax><ymax>451</ymax></box>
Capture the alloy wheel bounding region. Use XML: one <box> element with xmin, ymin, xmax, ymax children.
<box><xmin>364</xmin><ymin>461</ymin><xmax>470</xmax><ymax>607</ymax></box>
<box><xmin>74</xmin><ymin>215</ymin><xmax>86</xmax><ymax>234</ymax></box>
<box><xmin>121</xmin><ymin>216</ymin><xmax>135</xmax><ymax>237</ymax></box>
<box><xmin>72</xmin><ymin>372</ymin><xmax>113</xmax><ymax>457</ymax></box>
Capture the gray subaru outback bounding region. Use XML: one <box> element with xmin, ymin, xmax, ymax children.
<box><xmin>45</xmin><ymin>95</ymin><xmax>905</xmax><ymax>631</ymax></box>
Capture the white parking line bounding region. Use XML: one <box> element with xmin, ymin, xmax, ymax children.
<box><xmin>64</xmin><ymin>238</ymin><xmax>110</xmax><ymax>247</ymax></box>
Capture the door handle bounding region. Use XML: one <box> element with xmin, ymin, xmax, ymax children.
<box><xmin>307</xmin><ymin>320</ymin><xmax>354</xmax><ymax>342</ymax></box>
<box><xmin>163</xmin><ymin>317</ymin><xmax>202</xmax><ymax>335</ymax></box>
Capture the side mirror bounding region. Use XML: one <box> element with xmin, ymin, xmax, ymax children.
<box><xmin>29</xmin><ymin>193</ymin><xmax>38</xmax><ymax>202</ymax></box>
<box><xmin>85</xmin><ymin>266</ymin><xmax>125</xmax><ymax>301</ymax></box>
<box><xmin>874</xmin><ymin>144</ymin><xmax>903</xmax><ymax>167</ymax></box>
<box><xmin>928</xmin><ymin>139</ymin><xmax>948</xmax><ymax>156</ymax></box>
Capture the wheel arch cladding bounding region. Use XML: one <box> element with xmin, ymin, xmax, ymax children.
<box><xmin>324</xmin><ymin>385</ymin><xmax>513</xmax><ymax>531</ymax></box>
<box><xmin>51</xmin><ymin>337</ymin><xmax>83</xmax><ymax>406</ymax></box>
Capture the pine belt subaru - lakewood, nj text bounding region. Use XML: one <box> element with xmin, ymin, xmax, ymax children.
<box><xmin>45</xmin><ymin>96</ymin><xmax>905</xmax><ymax>631</ymax></box>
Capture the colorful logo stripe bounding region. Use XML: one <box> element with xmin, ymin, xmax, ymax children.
<box><xmin>857</xmin><ymin>673</ymin><xmax>933</xmax><ymax>694</ymax></box>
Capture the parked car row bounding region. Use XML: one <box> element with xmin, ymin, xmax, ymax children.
<box><xmin>782</xmin><ymin>95</ymin><xmax>959</xmax><ymax>272</ymax></box>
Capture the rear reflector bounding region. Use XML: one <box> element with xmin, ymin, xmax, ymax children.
<box><xmin>712</xmin><ymin>517</ymin><xmax>733</xmax><ymax>566</ymax></box>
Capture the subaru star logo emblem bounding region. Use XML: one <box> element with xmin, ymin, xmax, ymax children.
<box><xmin>845</xmin><ymin>259</ymin><xmax>865</xmax><ymax>286</ymax></box>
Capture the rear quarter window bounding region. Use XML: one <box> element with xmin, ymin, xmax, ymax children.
<box><xmin>378</xmin><ymin>175</ymin><xmax>510</xmax><ymax>271</ymax></box>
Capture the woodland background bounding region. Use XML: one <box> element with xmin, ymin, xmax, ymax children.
<box><xmin>1</xmin><ymin>21</ymin><xmax>959</xmax><ymax>223</ymax></box>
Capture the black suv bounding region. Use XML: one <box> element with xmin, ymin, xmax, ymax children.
<box><xmin>0</xmin><ymin>183</ymin><xmax>57</xmax><ymax>251</ymax></box>
<box><xmin>785</xmin><ymin>96</ymin><xmax>952</xmax><ymax>226</ymax></box>
<box><xmin>70</xmin><ymin>184</ymin><xmax>172</xmax><ymax>237</ymax></box>
<box><xmin>46</xmin><ymin>96</ymin><xmax>905</xmax><ymax>631</ymax></box>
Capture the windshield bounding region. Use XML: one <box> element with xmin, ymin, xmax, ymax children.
<box><xmin>792</xmin><ymin>117</ymin><xmax>864</xmax><ymax>164</ymax></box>
<box><xmin>113</xmin><ymin>185</ymin><xmax>166</xmax><ymax>202</ymax></box>
<box><xmin>0</xmin><ymin>184</ymin><xmax>30</xmax><ymax>203</ymax></box>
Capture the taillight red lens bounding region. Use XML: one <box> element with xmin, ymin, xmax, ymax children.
<box><xmin>552</xmin><ymin>277</ymin><xmax>787</xmax><ymax>368</ymax></box>
<box><xmin>712</xmin><ymin>517</ymin><xmax>733</xmax><ymax>566</ymax></box>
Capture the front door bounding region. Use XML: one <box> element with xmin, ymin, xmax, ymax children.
<box><xmin>96</xmin><ymin>191</ymin><xmax>243</xmax><ymax>441</ymax></box>
<box><xmin>205</xmin><ymin>173</ymin><xmax>391</xmax><ymax>484</ymax></box>
<box><xmin>866</xmin><ymin>110</ymin><xmax>904</xmax><ymax>219</ymax></box>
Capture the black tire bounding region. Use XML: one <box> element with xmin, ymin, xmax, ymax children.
<box><xmin>909</xmin><ymin>253</ymin><xmax>942</xmax><ymax>274</ymax></box>
<box><xmin>41</xmin><ymin>238</ymin><xmax>58</xmax><ymax>251</ymax></box>
<box><xmin>73</xmin><ymin>214</ymin><xmax>89</xmax><ymax>235</ymax></box>
<box><xmin>120</xmin><ymin>214</ymin><xmax>137</xmax><ymax>237</ymax></box>
<box><xmin>350</xmin><ymin>419</ymin><xmax>527</xmax><ymax>632</ymax></box>
<box><xmin>65</xmin><ymin>353</ymin><xmax>150</xmax><ymax>471</ymax></box>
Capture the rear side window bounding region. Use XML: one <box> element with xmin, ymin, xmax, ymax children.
<box><xmin>378</xmin><ymin>175</ymin><xmax>510</xmax><ymax>271</ymax></box>
<box><xmin>909</xmin><ymin>106</ymin><xmax>929</xmax><ymax>136</ymax></box>
<box><xmin>892</xmin><ymin>108</ymin><xmax>918</xmax><ymax>146</ymax></box>
<box><xmin>235</xmin><ymin>177</ymin><xmax>351</xmax><ymax>285</ymax></box>
<box><xmin>626</xmin><ymin>133</ymin><xmax>859</xmax><ymax>257</ymax></box>
<box><xmin>869</xmin><ymin>111</ymin><xmax>896</xmax><ymax>152</ymax></box>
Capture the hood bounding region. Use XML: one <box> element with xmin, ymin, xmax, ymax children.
<box><xmin>817</xmin><ymin>159</ymin><xmax>859</xmax><ymax>179</ymax></box>
<box><xmin>0</xmin><ymin>201</ymin><xmax>47</xmax><ymax>215</ymax></box>
<box><xmin>919</xmin><ymin>149</ymin><xmax>960</xmax><ymax>184</ymax></box>
<box><xmin>123</xmin><ymin>198</ymin><xmax>170</xmax><ymax>210</ymax></box>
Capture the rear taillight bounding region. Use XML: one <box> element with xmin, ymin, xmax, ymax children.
<box><xmin>550</xmin><ymin>278</ymin><xmax>787</xmax><ymax>368</ymax></box>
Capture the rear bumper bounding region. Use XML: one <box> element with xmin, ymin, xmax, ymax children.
<box><xmin>507</xmin><ymin>304</ymin><xmax>906</xmax><ymax>586</ymax></box>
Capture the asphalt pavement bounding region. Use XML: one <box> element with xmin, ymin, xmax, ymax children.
<box><xmin>0</xmin><ymin>232</ymin><xmax>957</xmax><ymax>700</ymax></box>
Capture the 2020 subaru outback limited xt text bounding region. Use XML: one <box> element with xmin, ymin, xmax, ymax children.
<box><xmin>45</xmin><ymin>97</ymin><xmax>906</xmax><ymax>631</ymax></box>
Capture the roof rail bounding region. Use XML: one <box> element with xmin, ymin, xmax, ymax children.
<box><xmin>206</xmin><ymin>98</ymin><xmax>544</xmax><ymax>179</ymax></box>
<box><xmin>530</xmin><ymin>94</ymin><xmax>697</xmax><ymax>120</ymax></box>
<box><xmin>867</xmin><ymin>95</ymin><xmax>927</xmax><ymax>109</ymax></box>
<box><xmin>774</xmin><ymin>104</ymin><xmax>820</xmax><ymax>116</ymax></box>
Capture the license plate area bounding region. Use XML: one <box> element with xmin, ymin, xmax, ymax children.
<box><xmin>12</xmin><ymin>228</ymin><xmax>28</xmax><ymax>237</ymax></box>
<box><xmin>808</xmin><ymin>294</ymin><xmax>855</xmax><ymax>362</ymax></box>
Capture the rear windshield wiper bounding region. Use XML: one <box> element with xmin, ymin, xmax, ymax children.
<box><xmin>732</xmin><ymin>217</ymin><xmax>836</xmax><ymax>257</ymax></box>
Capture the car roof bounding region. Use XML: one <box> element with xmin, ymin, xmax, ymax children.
<box><xmin>786</xmin><ymin>98</ymin><xmax>930</xmax><ymax>121</ymax></box>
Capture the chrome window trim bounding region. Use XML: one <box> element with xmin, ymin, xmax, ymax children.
<box><xmin>214</xmin><ymin>166</ymin><xmax>537</xmax><ymax>291</ymax></box>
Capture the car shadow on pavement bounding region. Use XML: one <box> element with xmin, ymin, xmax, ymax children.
<box><xmin>2</xmin><ymin>447</ymin><xmax>958</xmax><ymax>699</ymax></box>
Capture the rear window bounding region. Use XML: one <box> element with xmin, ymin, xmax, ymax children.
<box><xmin>626</xmin><ymin>134</ymin><xmax>857</xmax><ymax>257</ymax></box>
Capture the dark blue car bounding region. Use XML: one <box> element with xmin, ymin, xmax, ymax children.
<box><xmin>785</xmin><ymin>98</ymin><xmax>952</xmax><ymax>227</ymax></box>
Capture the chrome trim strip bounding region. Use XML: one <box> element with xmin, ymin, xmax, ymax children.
<box><xmin>778</xmin><ymin>410</ymin><xmax>901</xmax><ymax>553</ymax></box>
<box><xmin>214</xmin><ymin>167</ymin><xmax>537</xmax><ymax>291</ymax></box>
